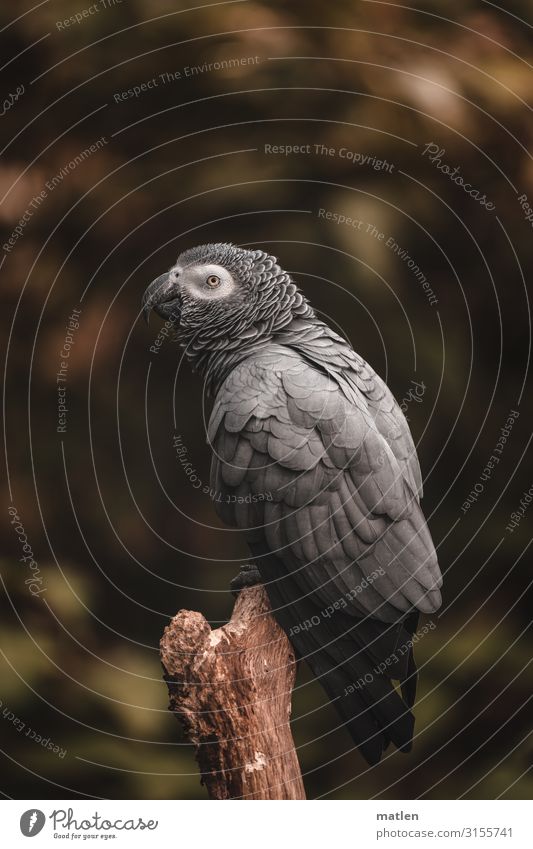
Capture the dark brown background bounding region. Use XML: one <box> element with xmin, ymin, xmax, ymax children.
<box><xmin>1</xmin><ymin>0</ymin><xmax>531</xmax><ymax>799</ymax></box>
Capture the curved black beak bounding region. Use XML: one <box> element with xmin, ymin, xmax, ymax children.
<box><xmin>142</xmin><ymin>272</ymin><xmax>179</xmax><ymax>325</ymax></box>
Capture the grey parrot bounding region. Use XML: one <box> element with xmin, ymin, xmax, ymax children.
<box><xmin>142</xmin><ymin>243</ymin><xmax>442</xmax><ymax>765</ymax></box>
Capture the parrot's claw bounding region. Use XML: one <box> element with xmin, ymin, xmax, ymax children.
<box><xmin>230</xmin><ymin>564</ymin><xmax>263</xmax><ymax>597</ymax></box>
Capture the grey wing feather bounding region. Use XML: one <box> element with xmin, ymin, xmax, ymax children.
<box><xmin>209</xmin><ymin>347</ymin><xmax>442</xmax><ymax>623</ymax></box>
<box><xmin>280</xmin><ymin>320</ymin><xmax>424</xmax><ymax>498</ymax></box>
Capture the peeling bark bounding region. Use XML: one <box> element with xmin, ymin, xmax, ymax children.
<box><xmin>160</xmin><ymin>584</ymin><xmax>306</xmax><ymax>799</ymax></box>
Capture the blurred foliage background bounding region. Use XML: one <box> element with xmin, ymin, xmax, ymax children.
<box><xmin>1</xmin><ymin>0</ymin><xmax>532</xmax><ymax>800</ymax></box>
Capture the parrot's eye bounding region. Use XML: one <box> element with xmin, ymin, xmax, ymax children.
<box><xmin>206</xmin><ymin>275</ymin><xmax>221</xmax><ymax>288</ymax></box>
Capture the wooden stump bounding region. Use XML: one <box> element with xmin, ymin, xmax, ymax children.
<box><xmin>160</xmin><ymin>584</ymin><xmax>306</xmax><ymax>799</ymax></box>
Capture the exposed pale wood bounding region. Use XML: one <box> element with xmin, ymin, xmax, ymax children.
<box><xmin>160</xmin><ymin>584</ymin><xmax>306</xmax><ymax>799</ymax></box>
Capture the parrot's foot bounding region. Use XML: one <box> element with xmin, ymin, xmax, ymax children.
<box><xmin>230</xmin><ymin>564</ymin><xmax>263</xmax><ymax>597</ymax></box>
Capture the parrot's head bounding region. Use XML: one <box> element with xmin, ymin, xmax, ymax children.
<box><xmin>142</xmin><ymin>243</ymin><xmax>313</xmax><ymax>355</ymax></box>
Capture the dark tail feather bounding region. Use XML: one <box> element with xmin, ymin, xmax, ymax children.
<box><xmin>268</xmin><ymin>596</ymin><xmax>420</xmax><ymax>764</ymax></box>
<box><xmin>304</xmin><ymin>614</ymin><xmax>417</xmax><ymax>764</ymax></box>
<box><xmin>251</xmin><ymin>545</ymin><xmax>419</xmax><ymax>765</ymax></box>
<box><xmin>303</xmin><ymin>640</ymin><xmax>390</xmax><ymax>764</ymax></box>
<box><xmin>399</xmin><ymin>610</ymin><xmax>419</xmax><ymax>709</ymax></box>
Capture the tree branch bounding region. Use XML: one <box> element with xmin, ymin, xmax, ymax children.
<box><xmin>160</xmin><ymin>584</ymin><xmax>306</xmax><ymax>799</ymax></box>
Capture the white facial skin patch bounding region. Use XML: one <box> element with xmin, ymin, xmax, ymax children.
<box><xmin>171</xmin><ymin>263</ymin><xmax>237</xmax><ymax>301</ymax></box>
